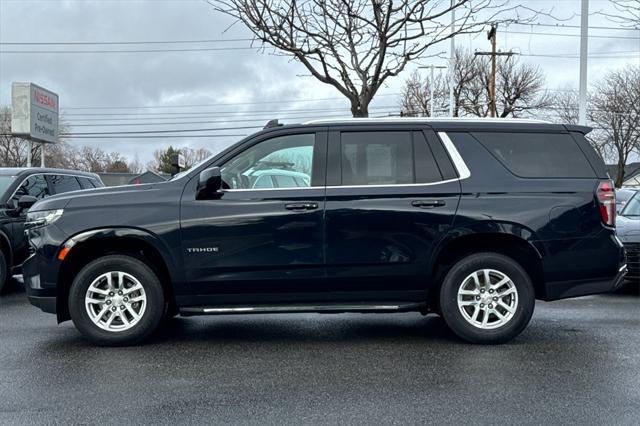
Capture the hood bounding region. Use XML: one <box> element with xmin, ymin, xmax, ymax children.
<box><xmin>30</xmin><ymin>182</ymin><xmax>159</xmax><ymax>211</ymax></box>
<box><xmin>616</xmin><ymin>215</ymin><xmax>640</xmax><ymax>242</ymax></box>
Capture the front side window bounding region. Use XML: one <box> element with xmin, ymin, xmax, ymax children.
<box><xmin>48</xmin><ymin>175</ymin><xmax>82</xmax><ymax>194</ymax></box>
<box><xmin>11</xmin><ymin>174</ymin><xmax>49</xmax><ymax>206</ymax></box>
<box><xmin>221</xmin><ymin>134</ymin><xmax>314</xmax><ymax>190</ymax></box>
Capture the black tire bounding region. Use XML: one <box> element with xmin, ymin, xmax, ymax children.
<box><xmin>68</xmin><ymin>255</ymin><xmax>165</xmax><ymax>346</ymax></box>
<box><xmin>0</xmin><ymin>250</ymin><xmax>8</xmax><ymax>295</ymax></box>
<box><xmin>439</xmin><ymin>252</ymin><xmax>535</xmax><ymax>344</ymax></box>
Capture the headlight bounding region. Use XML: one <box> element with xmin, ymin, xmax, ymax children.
<box><xmin>25</xmin><ymin>209</ymin><xmax>64</xmax><ymax>229</ymax></box>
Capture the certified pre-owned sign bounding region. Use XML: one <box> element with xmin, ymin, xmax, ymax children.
<box><xmin>11</xmin><ymin>82</ymin><xmax>59</xmax><ymax>144</ymax></box>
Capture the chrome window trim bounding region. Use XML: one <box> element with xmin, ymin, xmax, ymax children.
<box><xmin>438</xmin><ymin>132</ymin><xmax>471</xmax><ymax>180</ymax></box>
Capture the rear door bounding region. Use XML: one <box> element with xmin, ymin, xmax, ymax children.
<box><xmin>324</xmin><ymin>126</ymin><xmax>462</xmax><ymax>300</ymax></box>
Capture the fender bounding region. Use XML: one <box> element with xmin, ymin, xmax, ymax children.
<box><xmin>429</xmin><ymin>219</ymin><xmax>545</xmax><ymax>275</ymax></box>
<box><xmin>60</xmin><ymin>227</ymin><xmax>180</xmax><ymax>282</ymax></box>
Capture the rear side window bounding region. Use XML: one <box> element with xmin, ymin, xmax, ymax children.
<box><xmin>48</xmin><ymin>175</ymin><xmax>82</xmax><ymax>194</ymax></box>
<box><xmin>78</xmin><ymin>177</ymin><xmax>95</xmax><ymax>189</ymax></box>
<box><xmin>339</xmin><ymin>131</ymin><xmax>442</xmax><ymax>186</ymax></box>
<box><xmin>472</xmin><ymin>132</ymin><xmax>595</xmax><ymax>178</ymax></box>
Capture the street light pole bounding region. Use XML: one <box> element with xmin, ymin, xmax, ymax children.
<box><xmin>449</xmin><ymin>0</ymin><xmax>455</xmax><ymax>117</ymax></box>
<box><xmin>578</xmin><ymin>0</ymin><xmax>589</xmax><ymax>125</ymax></box>
<box><xmin>419</xmin><ymin>65</ymin><xmax>448</xmax><ymax>117</ymax></box>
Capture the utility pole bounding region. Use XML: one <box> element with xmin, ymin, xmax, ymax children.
<box><xmin>449</xmin><ymin>0</ymin><xmax>455</xmax><ymax>117</ymax></box>
<box><xmin>578</xmin><ymin>0</ymin><xmax>589</xmax><ymax>125</ymax></box>
<box><xmin>475</xmin><ymin>24</ymin><xmax>515</xmax><ymax>118</ymax></box>
<box><xmin>419</xmin><ymin>65</ymin><xmax>447</xmax><ymax>116</ymax></box>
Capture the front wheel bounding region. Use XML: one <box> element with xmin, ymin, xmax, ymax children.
<box><xmin>68</xmin><ymin>255</ymin><xmax>165</xmax><ymax>346</ymax></box>
<box><xmin>439</xmin><ymin>252</ymin><xmax>535</xmax><ymax>344</ymax></box>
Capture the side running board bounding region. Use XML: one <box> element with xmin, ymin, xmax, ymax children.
<box><xmin>179</xmin><ymin>302</ymin><xmax>426</xmax><ymax>316</ymax></box>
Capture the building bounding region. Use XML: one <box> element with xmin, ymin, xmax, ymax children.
<box><xmin>97</xmin><ymin>170</ymin><xmax>169</xmax><ymax>187</ymax></box>
<box><xmin>606</xmin><ymin>162</ymin><xmax>640</xmax><ymax>187</ymax></box>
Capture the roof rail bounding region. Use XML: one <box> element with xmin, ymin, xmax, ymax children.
<box><xmin>263</xmin><ymin>119</ymin><xmax>283</xmax><ymax>129</ymax></box>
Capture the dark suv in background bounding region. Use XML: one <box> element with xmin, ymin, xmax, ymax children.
<box><xmin>23</xmin><ymin>119</ymin><xmax>626</xmax><ymax>346</ymax></box>
<box><xmin>0</xmin><ymin>168</ymin><xmax>103</xmax><ymax>293</ymax></box>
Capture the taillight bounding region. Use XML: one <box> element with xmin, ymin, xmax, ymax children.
<box><xmin>596</xmin><ymin>180</ymin><xmax>616</xmax><ymax>227</ymax></box>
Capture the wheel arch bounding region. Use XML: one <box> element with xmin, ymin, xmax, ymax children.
<box><xmin>430</xmin><ymin>226</ymin><xmax>546</xmax><ymax>302</ymax></box>
<box><xmin>0</xmin><ymin>229</ymin><xmax>13</xmax><ymax>268</ymax></box>
<box><xmin>56</xmin><ymin>228</ymin><xmax>178</xmax><ymax>322</ymax></box>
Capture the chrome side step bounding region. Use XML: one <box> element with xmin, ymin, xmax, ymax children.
<box><xmin>180</xmin><ymin>302</ymin><xmax>426</xmax><ymax>316</ymax></box>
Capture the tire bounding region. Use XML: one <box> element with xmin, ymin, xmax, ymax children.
<box><xmin>439</xmin><ymin>252</ymin><xmax>535</xmax><ymax>344</ymax></box>
<box><xmin>0</xmin><ymin>250</ymin><xmax>7</xmax><ymax>295</ymax></box>
<box><xmin>68</xmin><ymin>255</ymin><xmax>165</xmax><ymax>346</ymax></box>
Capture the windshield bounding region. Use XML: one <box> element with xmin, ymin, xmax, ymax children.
<box><xmin>621</xmin><ymin>191</ymin><xmax>640</xmax><ymax>217</ymax></box>
<box><xmin>0</xmin><ymin>176</ymin><xmax>17</xmax><ymax>199</ymax></box>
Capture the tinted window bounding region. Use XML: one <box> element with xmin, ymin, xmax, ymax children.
<box><xmin>221</xmin><ymin>134</ymin><xmax>314</xmax><ymax>190</ymax></box>
<box><xmin>78</xmin><ymin>177</ymin><xmax>95</xmax><ymax>189</ymax></box>
<box><xmin>472</xmin><ymin>132</ymin><xmax>595</xmax><ymax>178</ymax></box>
<box><xmin>341</xmin><ymin>131</ymin><xmax>413</xmax><ymax>185</ymax></box>
<box><xmin>414</xmin><ymin>132</ymin><xmax>443</xmax><ymax>183</ymax></box>
<box><xmin>48</xmin><ymin>175</ymin><xmax>82</xmax><ymax>194</ymax></box>
<box><xmin>11</xmin><ymin>174</ymin><xmax>49</xmax><ymax>206</ymax></box>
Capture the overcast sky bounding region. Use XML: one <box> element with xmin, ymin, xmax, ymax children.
<box><xmin>0</xmin><ymin>0</ymin><xmax>638</xmax><ymax>165</ymax></box>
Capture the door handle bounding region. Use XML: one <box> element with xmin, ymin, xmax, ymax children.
<box><xmin>411</xmin><ymin>200</ymin><xmax>446</xmax><ymax>208</ymax></box>
<box><xmin>285</xmin><ymin>202</ymin><xmax>318</xmax><ymax>211</ymax></box>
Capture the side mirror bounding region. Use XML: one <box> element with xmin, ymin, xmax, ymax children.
<box><xmin>196</xmin><ymin>167</ymin><xmax>222</xmax><ymax>198</ymax></box>
<box><xmin>17</xmin><ymin>195</ymin><xmax>38</xmax><ymax>211</ymax></box>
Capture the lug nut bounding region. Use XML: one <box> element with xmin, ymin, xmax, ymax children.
<box><xmin>476</xmin><ymin>296</ymin><xmax>481</xmax><ymax>301</ymax></box>
<box><xmin>118</xmin><ymin>291</ymin><xmax>123</xmax><ymax>296</ymax></box>
<box><xmin>480</xmin><ymin>303</ymin><xmax>485</xmax><ymax>308</ymax></box>
<box><xmin>489</xmin><ymin>289</ymin><xmax>494</xmax><ymax>294</ymax></box>
<box><xmin>480</xmin><ymin>289</ymin><xmax>485</xmax><ymax>293</ymax></box>
<box><xmin>489</xmin><ymin>304</ymin><xmax>494</xmax><ymax>309</ymax></box>
<box><xmin>109</xmin><ymin>292</ymin><xmax>114</xmax><ymax>297</ymax></box>
<box><xmin>123</xmin><ymin>297</ymin><xmax>129</xmax><ymax>302</ymax></box>
<box><xmin>105</xmin><ymin>300</ymin><xmax>112</xmax><ymax>305</ymax></box>
<box><xmin>111</xmin><ymin>306</ymin><xmax>117</xmax><ymax>312</ymax></box>
<box><xmin>120</xmin><ymin>305</ymin><xmax>126</xmax><ymax>310</ymax></box>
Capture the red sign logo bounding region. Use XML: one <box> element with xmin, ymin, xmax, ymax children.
<box><xmin>34</xmin><ymin>89</ymin><xmax>57</xmax><ymax>110</ymax></box>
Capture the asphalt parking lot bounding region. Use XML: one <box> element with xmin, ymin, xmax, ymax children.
<box><xmin>1</xmin><ymin>284</ymin><xmax>638</xmax><ymax>425</ymax></box>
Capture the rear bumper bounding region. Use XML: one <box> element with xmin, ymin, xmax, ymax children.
<box><xmin>544</xmin><ymin>264</ymin><xmax>628</xmax><ymax>300</ymax></box>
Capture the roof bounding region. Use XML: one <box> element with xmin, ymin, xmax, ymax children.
<box><xmin>295</xmin><ymin>117</ymin><xmax>590</xmax><ymax>133</ymax></box>
<box><xmin>303</xmin><ymin>117</ymin><xmax>552</xmax><ymax>125</ymax></box>
<box><xmin>0</xmin><ymin>167</ymin><xmax>99</xmax><ymax>178</ymax></box>
<box><xmin>607</xmin><ymin>162</ymin><xmax>640</xmax><ymax>182</ymax></box>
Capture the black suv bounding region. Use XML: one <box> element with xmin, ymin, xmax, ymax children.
<box><xmin>23</xmin><ymin>119</ymin><xmax>627</xmax><ymax>346</ymax></box>
<box><xmin>0</xmin><ymin>168</ymin><xmax>103</xmax><ymax>293</ymax></box>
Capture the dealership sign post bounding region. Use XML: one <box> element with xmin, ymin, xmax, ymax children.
<box><xmin>11</xmin><ymin>82</ymin><xmax>59</xmax><ymax>167</ymax></box>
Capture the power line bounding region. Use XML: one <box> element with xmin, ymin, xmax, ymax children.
<box><xmin>0</xmin><ymin>38</ymin><xmax>254</xmax><ymax>46</ymax></box>
<box><xmin>62</xmin><ymin>125</ymin><xmax>265</xmax><ymax>136</ymax></box>
<box><xmin>0</xmin><ymin>46</ymin><xmax>256</xmax><ymax>54</ymax></box>
<box><xmin>60</xmin><ymin>93</ymin><xmax>400</xmax><ymax>110</ymax></box>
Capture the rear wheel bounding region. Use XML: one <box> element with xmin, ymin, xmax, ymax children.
<box><xmin>0</xmin><ymin>251</ymin><xmax>8</xmax><ymax>294</ymax></box>
<box><xmin>439</xmin><ymin>252</ymin><xmax>535</xmax><ymax>344</ymax></box>
<box><xmin>68</xmin><ymin>255</ymin><xmax>165</xmax><ymax>346</ymax></box>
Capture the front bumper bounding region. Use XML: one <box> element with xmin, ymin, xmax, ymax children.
<box><xmin>23</xmin><ymin>254</ymin><xmax>57</xmax><ymax>314</ymax></box>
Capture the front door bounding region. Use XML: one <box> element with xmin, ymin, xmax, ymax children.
<box><xmin>180</xmin><ymin>130</ymin><xmax>327</xmax><ymax>305</ymax></box>
<box><xmin>324</xmin><ymin>127</ymin><xmax>461</xmax><ymax>300</ymax></box>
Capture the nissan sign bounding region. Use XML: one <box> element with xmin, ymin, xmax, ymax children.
<box><xmin>11</xmin><ymin>82</ymin><xmax>59</xmax><ymax>144</ymax></box>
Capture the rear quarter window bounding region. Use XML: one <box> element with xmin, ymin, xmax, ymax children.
<box><xmin>471</xmin><ymin>132</ymin><xmax>596</xmax><ymax>178</ymax></box>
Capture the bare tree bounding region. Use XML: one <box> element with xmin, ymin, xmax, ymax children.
<box><xmin>590</xmin><ymin>66</ymin><xmax>640</xmax><ymax>187</ymax></box>
<box><xmin>460</xmin><ymin>53</ymin><xmax>551</xmax><ymax>117</ymax></box>
<box><xmin>399</xmin><ymin>70</ymin><xmax>448</xmax><ymax>116</ymax></box>
<box><xmin>602</xmin><ymin>0</ymin><xmax>640</xmax><ymax>28</ymax></box>
<box><xmin>399</xmin><ymin>48</ymin><xmax>550</xmax><ymax>118</ymax></box>
<box><xmin>211</xmin><ymin>0</ymin><xmax>539</xmax><ymax>117</ymax></box>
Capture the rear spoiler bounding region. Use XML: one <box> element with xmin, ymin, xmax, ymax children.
<box><xmin>564</xmin><ymin>124</ymin><xmax>592</xmax><ymax>134</ymax></box>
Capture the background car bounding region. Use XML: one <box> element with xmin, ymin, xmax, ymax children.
<box><xmin>617</xmin><ymin>190</ymin><xmax>640</xmax><ymax>282</ymax></box>
<box><xmin>0</xmin><ymin>168</ymin><xmax>104</xmax><ymax>293</ymax></box>
<box><xmin>615</xmin><ymin>188</ymin><xmax>638</xmax><ymax>213</ymax></box>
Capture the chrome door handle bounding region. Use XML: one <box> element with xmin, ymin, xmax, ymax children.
<box><xmin>411</xmin><ymin>200</ymin><xmax>445</xmax><ymax>208</ymax></box>
<box><xmin>285</xmin><ymin>202</ymin><xmax>318</xmax><ymax>211</ymax></box>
